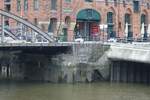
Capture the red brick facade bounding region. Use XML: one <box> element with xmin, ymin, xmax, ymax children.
<box><xmin>1</xmin><ymin>0</ymin><xmax>150</xmax><ymax>41</ymax></box>
<box><xmin>0</xmin><ymin>0</ymin><xmax>4</xmax><ymax>9</ymax></box>
<box><xmin>0</xmin><ymin>0</ymin><xmax>4</xmax><ymax>23</ymax></box>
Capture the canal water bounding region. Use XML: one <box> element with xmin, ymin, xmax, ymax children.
<box><xmin>0</xmin><ymin>81</ymin><xmax>150</xmax><ymax>100</ymax></box>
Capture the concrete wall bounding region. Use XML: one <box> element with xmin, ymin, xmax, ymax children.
<box><xmin>58</xmin><ymin>43</ymin><xmax>110</xmax><ymax>83</ymax></box>
<box><xmin>107</xmin><ymin>43</ymin><xmax>150</xmax><ymax>84</ymax></box>
<box><xmin>110</xmin><ymin>60</ymin><xmax>150</xmax><ymax>84</ymax></box>
<box><xmin>1</xmin><ymin>43</ymin><xmax>150</xmax><ymax>83</ymax></box>
<box><xmin>107</xmin><ymin>43</ymin><xmax>150</xmax><ymax>64</ymax></box>
<box><xmin>0</xmin><ymin>43</ymin><xmax>110</xmax><ymax>83</ymax></box>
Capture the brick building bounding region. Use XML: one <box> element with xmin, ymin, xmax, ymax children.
<box><xmin>1</xmin><ymin>0</ymin><xmax>150</xmax><ymax>41</ymax></box>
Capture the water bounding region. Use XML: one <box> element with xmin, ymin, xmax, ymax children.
<box><xmin>0</xmin><ymin>81</ymin><xmax>150</xmax><ymax>100</ymax></box>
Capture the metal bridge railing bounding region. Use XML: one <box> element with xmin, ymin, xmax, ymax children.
<box><xmin>0</xmin><ymin>9</ymin><xmax>56</xmax><ymax>43</ymax></box>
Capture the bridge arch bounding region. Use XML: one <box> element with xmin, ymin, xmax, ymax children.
<box><xmin>0</xmin><ymin>9</ymin><xmax>55</xmax><ymax>42</ymax></box>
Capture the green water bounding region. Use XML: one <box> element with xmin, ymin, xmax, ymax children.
<box><xmin>0</xmin><ymin>82</ymin><xmax>150</xmax><ymax>100</ymax></box>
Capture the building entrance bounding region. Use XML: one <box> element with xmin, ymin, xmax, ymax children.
<box><xmin>75</xmin><ymin>22</ymin><xmax>99</xmax><ymax>41</ymax></box>
<box><xmin>75</xmin><ymin>9</ymin><xmax>100</xmax><ymax>41</ymax></box>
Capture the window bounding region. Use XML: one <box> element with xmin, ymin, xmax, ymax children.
<box><xmin>48</xmin><ymin>18</ymin><xmax>57</xmax><ymax>33</ymax></box>
<box><xmin>34</xmin><ymin>0</ymin><xmax>39</xmax><ymax>10</ymax></box>
<box><xmin>4</xmin><ymin>20</ymin><xmax>9</xmax><ymax>26</ymax></box>
<box><xmin>17</xmin><ymin>0</ymin><xmax>21</xmax><ymax>11</ymax></box>
<box><xmin>114</xmin><ymin>0</ymin><xmax>117</xmax><ymax>6</ymax></box>
<box><xmin>87</xmin><ymin>9</ymin><xmax>92</xmax><ymax>18</ymax></box>
<box><xmin>85</xmin><ymin>0</ymin><xmax>93</xmax><ymax>2</ymax></box>
<box><xmin>5</xmin><ymin>4</ymin><xmax>11</xmax><ymax>12</ymax></box>
<box><xmin>141</xmin><ymin>14</ymin><xmax>148</xmax><ymax>38</ymax></box>
<box><xmin>51</xmin><ymin>0</ymin><xmax>57</xmax><ymax>10</ymax></box>
<box><xmin>141</xmin><ymin>14</ymin><xmax>146</xmax><ymax>24</ymax></box>
<box><xmin>65</xmin><ymin>0</ymin><xmax>71</xmax><ymax>3</ymax></box>
<box><xmin>34</xmin><ymin>18</ymin><xmax>38</xmax><ymax>26</ymax></box>
<box><xmin>107</xmin><ymin>12</ymin><xmax>115</xmax><ymax>38</ymax></box>
<box><xmin>105</xmin><ymin>0</ymin><xmax>108</xmax><ymax>5</ymax></box>
<box><xmin>133</xmin><ymin>0</ymin><xmax>140</xmax><ymax>13</ymax></box>
<box><xmin>147</xmin><ymin>3</ymin><xmax>150</xmax><ymax>9</ymax></box>
<box><xmin>65</xmin><ymin>16</ymin><xmax>71</xmax><ymax>27</ymax></box>
<box><xmin>125</xmin><ymin>14</ymin><xmax>132</xmax><ymax>38</ymax></box>
<box><xmin>123</xmin><ymin>0</ymin><xmax>126</xmax><ymax>7</ymax></box>
<box><xmin>24</xmin><ymin>0</ymin><xmax>28</xmax><ymax>11</ymax></box>
<box><xmin>107</xmin><ymin>12</ymin><xmax>113</xmax><ymax>24</ymax></box>
<box><xmin>125</xmin><ymin>14</ymin><xmax>131</xmax><ymax>24</ymax></box>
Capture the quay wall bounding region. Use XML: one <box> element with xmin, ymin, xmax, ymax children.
<box><xmin>0</xmin><ymin>43</ymin><xmax>110</xmax><ymax>83</ymax></box>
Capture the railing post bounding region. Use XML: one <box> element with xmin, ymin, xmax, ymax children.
<box><xmin>32</xmin><ymin>31</ymin><xmax>36</xmax><ymax>43</ymax></box>
<box><xmin>1</xmin><ymin>15</ymin><xmax>4</xmax><ymax>43</ymax></box>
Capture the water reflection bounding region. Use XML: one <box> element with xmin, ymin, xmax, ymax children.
<box><xmin>0</xmin><ymin>81</ymin><xmax>149</xmax><ymax>100</ymax></box>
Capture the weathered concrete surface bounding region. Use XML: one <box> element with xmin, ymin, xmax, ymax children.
<box><xmin>107</xmin><ymin>43</ymin><xmax>150</xmax><ymax>64</ymax></box>
<box><xmin>110</xmin><ymin>60</ymin><xmax>150</xmax><ymax>84</ymax></box>
<box><xmin>58</xmin><ymin>43</ymin><xmax>110</xmax><ymax>83</ymax></box>
<box><xmin>0</xmin><ymin>43</ymin><xmax>111</xmax><ymax>83</ymax></box>
<box><xmin>3</xmin><ymin>42</ymin><xmax>150</xmax><ymax>83</ymax></box>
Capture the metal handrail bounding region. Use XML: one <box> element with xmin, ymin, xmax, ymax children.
<box><xmin>0</xmin><ymin>9</ymin><xmax>55</xmax><ymax>42</ymax></box>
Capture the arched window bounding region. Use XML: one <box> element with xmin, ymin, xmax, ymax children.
<box><xmin>17</xmin><ymin>0</ymin><xmax>21</xmax><ymax>11</ymax></box>
<box><xmin>24</xmin><ymin>0</ymin><xmax>28</xmax><ymax>11</ymax></box>
<box><xmin>34</xmin><ymin>18</ymin><xmax>38</xmax><ymax>26</ymax></box>
<box><xmin>33</xmin><ymin>0</ymin><xmax>39</xmax><ymax>10</ymax></box>
<box><xmin>125</xmin><ymin>13</ymin><xmax>132</xmax><ymax>38</ymax></box>
<box><xmin>65</xmin><ymin>16</ymin><xmax>71</xmax><ymax>27</ymax></box>
<box><xmin>141</xmin><ymin>14</ymin><xmax>148</xmax><ymax>38</ymax></box>
<box><xmin>107</xmin><ymin>12</ymin><xmax>115</xmax><ymax>38</ymax></box>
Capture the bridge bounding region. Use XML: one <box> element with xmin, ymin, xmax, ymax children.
<box><xmin>0</xmin><ymin>10</ymin><xmax>75</xmax><ymax>81</ymax></box>
<box><xmin>1</xmin><ymin>9</ymin><xmax>150</xmax><ymax>56</ymax></box>
<box><xmin>0</xmin><ymin>9</ymin><xmax>73</xmax><ymax>54</ymax></box>
<box><xmin>0</xmin><ymin>9</ymin><xmax>56</xmax><ymax>44</ymax></box>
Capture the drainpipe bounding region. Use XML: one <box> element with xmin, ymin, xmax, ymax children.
<box><xmin>117</xmin><ymin>0</ymin><xmax>120</xmax><ymax>39</ymax></box>
<box><xmin>57</xmin><ymin>0</ymin><xmax>63</xmax><ymax>40</ymax></box>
